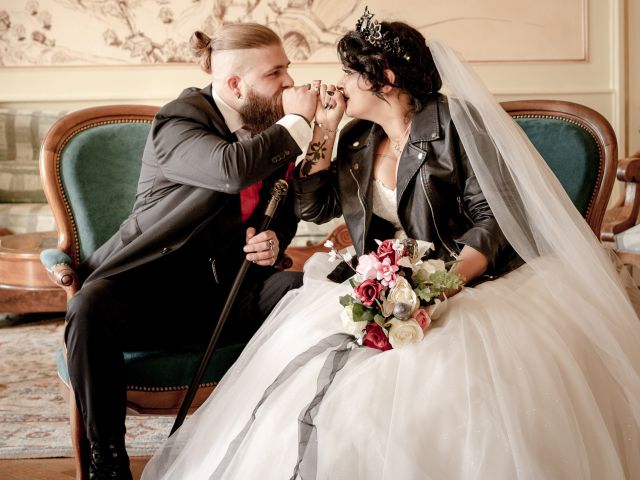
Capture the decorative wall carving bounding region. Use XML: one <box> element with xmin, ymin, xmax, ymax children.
<box><xmin>0</xmin><ymin>0</ymin><xmax>586</xmax><ymax>66</ymax></box>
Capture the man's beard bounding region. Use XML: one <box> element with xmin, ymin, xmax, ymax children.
<box><xmin>239</xmin><ymin>88</ymin><xmax>285</xmax><ymax>134</ymax></box>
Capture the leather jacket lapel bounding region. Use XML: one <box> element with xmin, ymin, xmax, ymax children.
<box><xmin>397</xmin><ymin>142</ymin><xmax>428</xmax><ymax>203</ymax></box>
<box><xmin>342</xmin><ymin>127</ymin><xmax>380</xmax><ymax>255</ymax></box>
<box><xmin>397</xmin><ymin>99</ymin><xmax>441</xmax><ymax>204</ymax></box>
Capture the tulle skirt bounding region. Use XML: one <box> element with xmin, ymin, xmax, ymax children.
<box><xmin>142</xmin><ymin>253</ymin><xmax>640</xmax><ymax>480</ymax></box>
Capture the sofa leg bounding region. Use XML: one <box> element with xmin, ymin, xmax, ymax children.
<box><xmin>69</xmin><ymin>387</ymin><xmax>90</xmax><ymax>480</ymax></box>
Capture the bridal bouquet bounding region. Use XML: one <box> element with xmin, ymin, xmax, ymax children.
<box><xmin>327</xmin><ymin>238</ymin><xmax>463</xmax><ymax>351</ymax></box>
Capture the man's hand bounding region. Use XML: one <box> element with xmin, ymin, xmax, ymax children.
<box><xmin>243</xmin><ymin>227</ymin><xmax>279</xmax><ymax>266</ymax></box>
<box><xmin>282</xmin><ymin>85</ymin><xmax>318</xmax><ymax>124</ymax></box>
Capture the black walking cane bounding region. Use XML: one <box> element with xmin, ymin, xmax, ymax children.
<box><xmin>170</xmin><ymin>179</ymin><xmax>290</xmax><ymax>436</ymax></box>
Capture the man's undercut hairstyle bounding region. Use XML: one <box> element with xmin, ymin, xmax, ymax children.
<box><xmin>190</xmin><ymin>23</ymin><xmax>281</xmax><ymax>74</ymax></box>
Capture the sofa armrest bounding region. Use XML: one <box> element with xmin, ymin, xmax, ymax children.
<box><xmin>601</xmin><ymin>151</ymin><xmax>640</xmax><ymax>244</ymax></box>
<box><xmin>285</xmin><ymin>224</ymin><xmax>353</xmax><ymax>272</ymax></box>
<box><xmin>40</xmin><ymin>248</ymin><xmax>80</xmax><ymax>298</ymax></box>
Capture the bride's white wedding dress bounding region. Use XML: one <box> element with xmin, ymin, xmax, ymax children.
<box><xmin>142</xmin><ymin>178</ymin><xmax>640</xmax><ymax>480</ymax></box>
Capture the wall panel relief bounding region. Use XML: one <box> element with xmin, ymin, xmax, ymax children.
<box><xmin>0</xmin><ymin>0</ymin><xmax>586</xmax><ymax>67</ymax></box>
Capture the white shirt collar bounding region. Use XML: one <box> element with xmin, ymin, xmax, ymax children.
<box><xmin>211</xmin><ymin>85</ymin><xmax>244</xmax><ymax>134</ymax></box>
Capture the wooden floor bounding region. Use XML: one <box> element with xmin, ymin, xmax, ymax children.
<box><xmin>0</xmin><ymin>456</ymin><xmax>150</xmax><ymax>480</ymax></box>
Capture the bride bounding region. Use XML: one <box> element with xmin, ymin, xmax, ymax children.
<box><xmin>143</xmin><ymin>10</ymin><xmax>640</xmax><ymax>479</ymax></box>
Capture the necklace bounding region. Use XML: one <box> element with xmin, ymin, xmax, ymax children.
<box><xmin>389</xmin><ymin>122</ymin><xmax>411</xmax><ymax>154</ymax></box>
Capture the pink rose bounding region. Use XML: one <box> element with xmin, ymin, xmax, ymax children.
<box><xmin>356</xmin><ymin>253</ymin><xmax>380</xmax><ymax>280</ymax></box>
<box><xmin>362</xmin><ymin>323</ymin><xmax>393</xmax><ymax>351</ymax></box>
<box><xmin>413</xmin><ymin>308</ymin><xmax>432</xmax><ymax>332</ymax></box>
<box><xmin>376</xmin><ymin>257</ymin><xmax>399</xmax><ymax>287</ymax></box>
<box><xmin>354</xmin><ymin>279</ymin><xmax>384</xmax><ymax>307</ymax></box>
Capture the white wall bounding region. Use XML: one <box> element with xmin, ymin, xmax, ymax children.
<box><xmin>0</xmin><ymin>0</ymin><xmax>627</xmax><ymax>153</ymax></box>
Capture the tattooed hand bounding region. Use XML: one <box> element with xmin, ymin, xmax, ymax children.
<box><xmin>300</xmin><ymin>83</ymin><xmax>345</xmax><ymax>177</ymax></box>
<box><xmin>313</xmin><ymin>83</ymin><xmax>346</xmax><ymax>132</ymax></box>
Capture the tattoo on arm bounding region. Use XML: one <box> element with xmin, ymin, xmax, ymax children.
<box><xmin>301</xmin><ymin>140</ymin><xmax>328</xmax><ymax>177</ymax></box>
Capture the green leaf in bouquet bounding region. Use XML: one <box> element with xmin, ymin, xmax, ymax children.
<box><xmin>411</xmin><ymin>269</ymin><xmax>430</xmax><ymax>284</ymax></box>
<box><xmin>349</xmin><ymin>278</ymin><xmax>357</xmax><ymax>289</ymax></box>
<box><xmin>339</xmin><ymin>294</ymin><xmax>355</xmax><ymax>307</ymax></box>
<box><xmin>352</xmin><ymin>303</ymin><xmax>375</xmax><ymax>323</ymax></box>
<box><xmin>415</xmin><ymin>286</ymin><xmax>438</xmax><ymax>303</ymax></box>
<box><xmin>430</xmin><ymin>270</ymin><xmax>464</xmax><ymax>290</ymax></box>
<box><xmin>374</xmin><ymin>314</ymin><xmax>387</xmax><ymax>328</ymax></box>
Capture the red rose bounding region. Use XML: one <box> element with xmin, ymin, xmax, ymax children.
<box><xmin>377</xmin><ymin>239</ymin><xmax>401</xmax><ymax>264</ymax></box>
<box><xmin>354</xmin><ymin>279</ymin><xmax>384</xmax><ymax>306</ymax></box>
<box><xmin>363</xmin><ymin>323</ymin><xmax>392</xmax><ymax>351</ymax></box>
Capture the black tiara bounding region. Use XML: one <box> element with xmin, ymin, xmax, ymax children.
<box><xmin>355</xmin><ymin>7</ymin><xmax>410</xmax><ymax>61</ymax></box>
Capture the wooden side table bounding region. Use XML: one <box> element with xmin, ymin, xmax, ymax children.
<box><xmin>0</xmin><ymin>231</ymin><xmax>67</xmax><ymax>313</ymax></box>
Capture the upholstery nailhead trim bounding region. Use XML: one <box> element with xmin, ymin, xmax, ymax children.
<box><xmin>127</xmin><ymin>382</ymin><xmax>218</xmax><ymax>392</ymax></box>
<box><xmin>512</xmin><ymin>113</ymin><xmax>603</xmax><ymax>223</ymax></box>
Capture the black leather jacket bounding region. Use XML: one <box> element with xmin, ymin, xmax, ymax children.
<box><xmin>294</xmin><ymin>94</ymin><xmax>520</xmax><ymax>279</ymax></box>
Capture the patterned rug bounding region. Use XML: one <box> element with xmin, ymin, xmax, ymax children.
<box><xmin>0</xmin><ymin>318</ymin><xmax>173</xmax><ymax>459</ymax></box>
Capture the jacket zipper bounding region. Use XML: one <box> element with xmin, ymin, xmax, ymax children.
<box><xmin>350</xmin><ymin>168</ymin><xmax>367</xmax><ymax>253</ymax></box>
<box><xmin>420</xmin><ymin>169</ymin><xmax>458</xmax><ymax>257</ymax></box>
<box><xmin>209</xmin><ymin>257</ymin><xmax>220</xmax><ymax>284</ymax></box>
<box><xmin>457</xmin><ymin>195</ymin><xmax>474</xmax><ymax>223</ymax></box>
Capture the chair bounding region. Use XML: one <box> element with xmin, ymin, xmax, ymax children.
<box><xmin>39</xmin><ymin>105</ymin><xmax>248</xmax><ymax>478</ymax></box>
<box><xmin>600</xmin><ymin>148</ymin><xmax>640</xmax><ymax>266</ymax></box>
<box><xmin>287</xmin><ymin>99</ymin><xmax>619</xmax><ymax>264</ymax></box>
<box><xmin>501</xmin><ymin>100</ymin><xmax>617</xmax><ymax>236</ymax></box>
<box><xmin>285</xmin><ymin>222</ymin><xmax>352</xmax><ymax>271</ymax></box>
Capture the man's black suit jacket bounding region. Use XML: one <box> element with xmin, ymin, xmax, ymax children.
<box><xmin>80</xmin><ymin>84</ymin><xmax>303</xmax><ymax>286</ymax></box>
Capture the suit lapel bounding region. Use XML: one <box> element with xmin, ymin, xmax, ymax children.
<box><xmin>201</xmin><ymin>84</ymin><xmax>236</xmax><ymax>142</ymax></box>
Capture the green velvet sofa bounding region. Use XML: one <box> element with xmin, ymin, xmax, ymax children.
<box><xmin>39</xmin><ymin>99</ymin><xmax>621</xmax><ymax>478</ymax></box>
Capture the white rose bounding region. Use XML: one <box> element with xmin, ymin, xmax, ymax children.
<box><xmin>386</xmin><ymin>318</ymin><xmax>424</xmax><ymax>348</ymax></box>
<box><xmin>422</xmin><ymin>259</ymin><xmax>446</xmax><ymax>274</ymax></box>
<box><xmin>340</xmin><ymin>305</ymin><xmax>367</xmax><ymax>335</ymax></box>
<box><xmin>385</xmin><ymin>277</ymin><xmax>420</xmax><ymax>313</ymax></box>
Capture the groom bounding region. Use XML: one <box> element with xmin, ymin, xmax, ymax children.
<box><xmin>64</xmin><ymin>23</ymin><xmax>318</xmax><ymax>480</ymax></box>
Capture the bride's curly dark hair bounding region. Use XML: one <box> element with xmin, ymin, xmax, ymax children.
<box><xmin>337</xmin><ymin>21</ymin><xmax>441</xmax><ymax>112</ymax></box>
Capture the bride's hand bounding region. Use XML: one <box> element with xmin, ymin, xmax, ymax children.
<box><xmin>314</xmin><ymin>83</ymin><xmax>345</xmax><ymax>132</ymax></box>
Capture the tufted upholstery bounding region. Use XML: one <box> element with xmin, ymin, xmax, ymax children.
<box><xmin>59</xmin><ymin>122</ymin><xmax>150</xmax><ymax>262</ymax></box>
<box><xmin>502</xmin><ymin>100</ymin><xmax>616</xmax><ymax>236</ymax></box>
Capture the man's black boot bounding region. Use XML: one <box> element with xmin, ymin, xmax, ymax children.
<box><xmin>88</xmin><ymin>440</ymin><xmax>132</xmax><ymax>480</ymax></box>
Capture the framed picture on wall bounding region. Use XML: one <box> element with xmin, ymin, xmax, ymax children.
<box><xmin>0</xmin><ymin>0</ymin><xmax>586</xmax><ymax>67</ymax></box>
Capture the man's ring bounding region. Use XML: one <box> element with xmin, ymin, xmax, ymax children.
<box><xmin>268</xmin><ymin>239</ymin><xmax>275</xmax><ymax>251</ymax></box>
